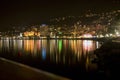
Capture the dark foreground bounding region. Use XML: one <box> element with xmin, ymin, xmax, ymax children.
<box><xmin>0</xmin><ymin>57</ymin><xmax>69</xmax><ymax>80</ymax></box>
<box><xmin>0</xmin><ymin>57</ymin><xmax>112</xmax><ymax>80</ymax></box>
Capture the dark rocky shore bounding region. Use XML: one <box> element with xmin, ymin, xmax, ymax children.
<box><xmin>93</xmin><ymin>39</ymin><xmax>120</xmax><ymax>79</ymax></box>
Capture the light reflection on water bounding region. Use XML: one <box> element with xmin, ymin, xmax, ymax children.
<box><xmin>0</xmin><ymin>39</ymin><xmax>101</xmax><ymax>64</ymax></box>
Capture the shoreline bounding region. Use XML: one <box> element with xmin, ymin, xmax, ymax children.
<box><xmin>0</xmin><ymin>37</ymin><xmax>113</xmax><ymax>41</ymax></box>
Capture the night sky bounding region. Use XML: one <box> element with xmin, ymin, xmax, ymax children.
<box><xmin>0</xmin><ymin>0</ymin><xmax>120</xmax><ymax>31</ymax></box>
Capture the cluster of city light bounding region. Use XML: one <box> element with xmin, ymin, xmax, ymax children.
<box><xmin>24</xmin><ymin>31</ymin><xmax>40</xmax><ymax>37</ymax></box>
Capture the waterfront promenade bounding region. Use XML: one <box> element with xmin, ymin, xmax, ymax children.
<box><xmin>0</xmin><ymin>57</ymin><xmax>69</xmax><ymax>80</ymax></box>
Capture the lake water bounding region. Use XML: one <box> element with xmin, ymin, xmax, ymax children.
<box><xmin>0</xmin><ymin>39</ymin><xmax>102</xmax><ymax>79</ymax></box>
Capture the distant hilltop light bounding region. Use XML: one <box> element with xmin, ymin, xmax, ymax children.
<box><xmin>41</xmin><ymin>24</ymin><xmax>47</xmax><ymax>27</ymax></box>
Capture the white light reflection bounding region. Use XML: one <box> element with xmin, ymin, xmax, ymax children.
<box><xmin>17</xmin><ymin>40</ymin><xmax>23</xmax><ymax>50</ymax></box>
<box><xmin>96</xmin><ymin>41</ymin><xmax>99</xmax><ymax>49</ymax></box>
<box><xmin>83</xmin><ymin>40</ymin><xmax>93</xmax><ymax>52</ymax></box>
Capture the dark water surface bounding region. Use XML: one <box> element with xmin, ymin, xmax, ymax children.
<box><xmin>0</xmin><ymin>39</ymin><xmax>102</xmax><ymax>79</ymax></box>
